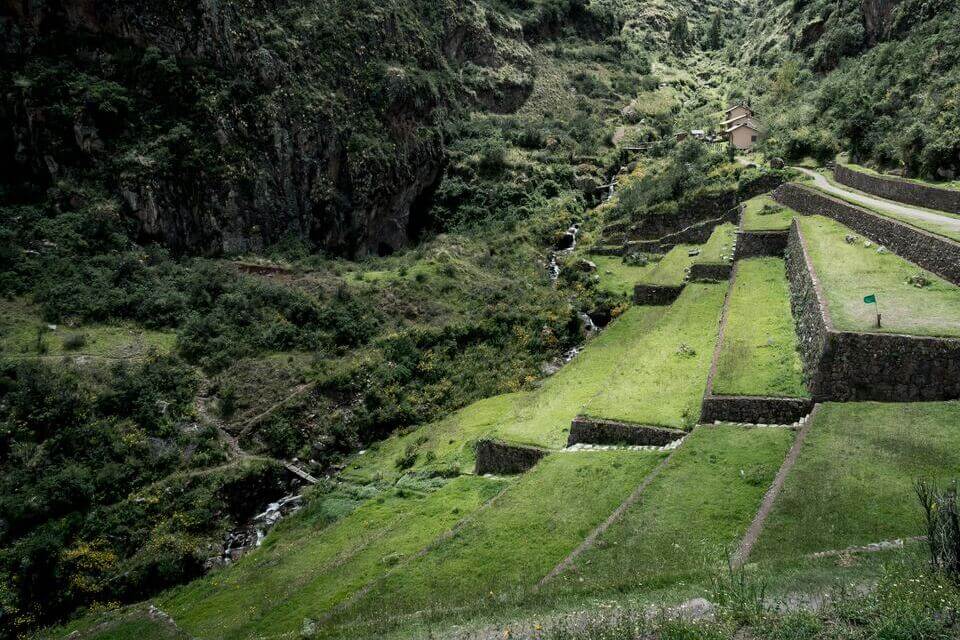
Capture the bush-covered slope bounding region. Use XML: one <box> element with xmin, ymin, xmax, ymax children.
<box><xmin>739</xmin><ymin>0</ymin><xmax>960</xmax><ymax>179</ymax></box>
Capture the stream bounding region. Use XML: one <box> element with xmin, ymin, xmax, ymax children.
<box><xmin>544</xmin><ymin>160</ymin><xmax>626</xmax><ymax>370</ymax></box>
<box><xmin>219</xmin><ymin>492</ymin><xmax>305</xmax><ymax>565</ymax></box>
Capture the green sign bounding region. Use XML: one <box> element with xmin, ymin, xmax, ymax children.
<box><xmin>864</xmin><ymin>294</ymin><xmax>877</xmax><ymax>305</ymax></box>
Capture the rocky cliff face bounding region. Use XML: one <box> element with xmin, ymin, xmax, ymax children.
<box><xmin>0</xmin><ymin>0</ymin><xmax>540</xmax><ymax>256</ymax></box>
<box><xmin>861</xmin><ymin>0</ymin><xmax>900</xmax><ymax>44</ymax></box>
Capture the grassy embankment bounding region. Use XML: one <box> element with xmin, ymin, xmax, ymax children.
<box><xmin>740</xmin><ymin>194</ymin><xmax>796</xmax><ymax>232</ymax></box>
<box><xmin>580</xmin><ymin>283</ymin><xmax>727</xmax><ymax>429</ymax></box>
<box><xmin>798</xmin><ymin>215</ymin><xmax>960</xmax><ymax>337</ymax></box>
<box><xmin>329</xmin><ymin>452</ymin><xmax>666</xmax><ymax>637</ymax></box>
<box><xmin>590</xmin><ymin>255</ymin><xmax>652</xmax><ymax>297</ymax></box>
<box><xmin>712</xmin><ymin>258</ymin><xmax>808</xmax><ymax>398</ymax></box>
<box><xmin>340</xmin><ymin>304</ymin><xmax>668</xmax><ymax>483</ymax></box>
<box><xmin>160</xmin><ymin>476</ymin><xmax>506</xmax><ymax>639</ymax></box>
<box><xmin>753</xmin><ymin>401</ymin><xmax>960</xmax><ymax>563</ymax></box>
<box><xmin>545</xmin><ymin>425</ymin><xmax>795</xmax><ymax>595</ymax></box>
<box><xmin>0</xmin><ymin>300</ymin><xmax>176</xmax><ymax>360</ymax></box>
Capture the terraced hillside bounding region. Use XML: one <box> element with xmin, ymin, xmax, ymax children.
<box><xmin>8</xmin><ymin>2</ymin><xmax>960</xmax><ymax>640</ymax></box>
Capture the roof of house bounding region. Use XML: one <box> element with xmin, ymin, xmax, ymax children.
<box><xmin>721</xmin><ymin>113</ymin><xmax>752</xmax><ymax>125</ymax></box>
<box><xmin>724</xmin><ymin>102</ymin><xmax>753</xmax><ymax>115</ymax></box>
<box><xmin>726</xmin><ymin>120</ymin><xmax>760</xmax><ymax>134</ymax></box>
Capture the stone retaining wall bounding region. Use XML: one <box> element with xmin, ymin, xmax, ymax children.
<box><xmin>700</xmin><ymin>395</ymin><xmax>813</xmax><ymax>424</ymax></box>
<box><xmin>633</xmin><ymin>283</ymin><xmax>685</xmax><ymax>305</ymax></box>
<box><xmin>568</xmin><ymin>417</ymin><xmax>685</xmax><ymax>447</ymax></box>
<box><xmin>474</xmin><ymin>439</ymin><xmax>547</xmax><ymax>475</ymax></box>
<box><xmin>586</xmin><ymin>245</ymin><xmax>625</xmax><ymax>257</ymax></box>
<box><xmin>786</xmin><ymin>221</ymin><xmax>960</xmax><ymax>401</ymax></box>
<box><xmin>735</xmin><ymin>230</ymin><xmax>788</xmax><ymax>259</ymax></box>
<box><xmin>627</xmin><ymin>212</ymin><xmax>736</xmax><ymax>254</ymax></box>
<box><xmin>774</xmin><ymin>183</ymin><xmax>960</xmax><ymax>285</ymax></box>
<box><xmin>627</xmin><ymin>191</ymin><xmax>739</xmax><ymax>240</ymax></box>
<box><xmin>689</xmin><ymin>262</ymin><xmax>733</xmax><ymax>282</ymax></box>
<box><xmin>835</xmin><ymin>164</ymin><xmax>960</xmax><ymax>215</ymax></box>
<box><xmin>785</xmin><ymin>220</ymin><xmax>832</xmax><ymax>394</ymax></box>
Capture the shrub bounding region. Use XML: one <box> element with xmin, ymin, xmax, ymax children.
<box><xmin>394</xmin><ymin>444</ymin><xmax>418</xmax><ymax>471</ymax></box>
<box><xmin>916</xmin><ymin>479</ymin><xmax>960</xmax><ymax>582</ymax></box>
<box><xmin>219</xmin><ymin>385</ymin><xmax>237</xmax><ymax>419</ymax></box>
<box><xmin>62</xmin><ymin>333</ymin><xmax>88</xmax><ymax>351</ymax></box>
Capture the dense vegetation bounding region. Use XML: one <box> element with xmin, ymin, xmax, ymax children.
<box><xmin>742</xmin><ymin>0</ymin><xmax>960</xmax><ymax>179</ymax></box>
<box><xmin>0</xmin><ymin>357</ymin><xmax>281</xmax><ymax>631</ymax></box>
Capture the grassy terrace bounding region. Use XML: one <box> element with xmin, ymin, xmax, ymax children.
<box><xmin>334</xmin><ymin>452</ymin><xmax>665</xmax><ymax>635</ymax></box>
<box><xmin>591</xmin><ymin>255</ymin><xmax>652</xmax><ymax>296</ymax></box>
<box><xmin>581</xmin><ymin>283</ymin><xmax>727</xmax><ymax>429</ymax></box>
<box><xmin>47</xmin><ymin>605</ymin><xmax>189</xmax><ymax>640</ymax></box>
<box><xmin>741</xmin><ymin>194</ymin><xmax>795</xmax><ymax>232</ymax></box>
<box><xmin>545</xmin><ymin>426</ymin><xmax>794</xmax><ymax>595</ymax></box>
<box><xmin>0</xmin><ymin>299</ymin><xmax>175</xmax><ymax>360</ymax></box>
<box><xmin>162</xmin><ymin>476</ymin><xmax>506</xmax><ymax>639</ymax></box>
<box><xmin>799</xmin><ymin>215</ymin><xmax>960</xmax><ymax>337</ymax></box>
<box><xmin>753</xmin><ymin>402</ymin><xmax>960</xmax><ymax>563</ymax></box>
<box><xmin>342</xmin><ymin>306</ymin><xmax>668</xmax><ymax>481</ymax></box>
<box><xmin>637</xmin><ymin>223</ymin><xmax>736</xmax><ymax>286</ymax></box>
<box><xmin>712</xmin><ymin>259</ymin><xmax>808</xmax><ymax>398</ymax></box>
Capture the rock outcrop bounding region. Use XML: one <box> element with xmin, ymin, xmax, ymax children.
<box><xmin>861</xmin><ymin>0</ymin><xmax>900</xmax><ymax>45</ymax></box>
<box><xmin>0</xmin><ymin>0</ymin><xmax>537</xmax><ymax>256</ymax></box>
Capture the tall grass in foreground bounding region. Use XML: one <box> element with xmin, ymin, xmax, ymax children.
<box><xmin>917</xmin><ymin>479</ymin><xmax>960</xmax><ymax>582</ymax></box>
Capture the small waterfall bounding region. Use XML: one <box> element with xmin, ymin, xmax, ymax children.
<box><xmin>219</xmin><ymin>493</ymin><xmax>304</xmax><ymax>565</ymax></box>
<box><xmin>605</xmin><ymin>181</ymin><xmax>616</xmax><ymax>201</ymax></box>
<box><xmin>578</xmin><ymin>311</ymin><xmax>598</xmax><ymax>333</ymax></box>
<box><xmin>548</xmin><ymin>224</ymin><xmax>580</xmax><ymax>282</ymax></box>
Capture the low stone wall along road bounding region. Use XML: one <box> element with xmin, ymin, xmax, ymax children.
<box><xmin>796</xmin><ymin>167</ymin><xmax>960</xmax><ymax>238</ymax></box>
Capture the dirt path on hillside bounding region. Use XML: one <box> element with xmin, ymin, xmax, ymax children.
<box><xmin>795</xmin><ymin>167</ymin><xmax>960</xmax><ymax>234</ymax></box>
<box><xmin>535</xmin><ymin>444</ymin><xmax>684</xmax><ymax>589</ymax></box>
<box><xmin>730</xmin><ymin>405</ymin><xmax>820</xmax><ymax>570</ymax></box>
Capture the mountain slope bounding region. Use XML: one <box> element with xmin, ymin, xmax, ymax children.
<box><xmin>739</xmin><ymin>0</ymin><xmax>960</xmax><ymax>179</ymax></box>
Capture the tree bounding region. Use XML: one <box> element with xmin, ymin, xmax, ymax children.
<box><xmin>669</xmin><ymin>15</ymin><xmax>689</xmax><ymax>49</ymax></box>
<box><xmin>707</xmin><ymin>12</ymin><xmax>723</xmax><ymax>49</ymax></box>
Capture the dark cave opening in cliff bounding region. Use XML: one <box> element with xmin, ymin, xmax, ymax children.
<box><xmin>406</xmin><ymin>167</ymin><xmax>444</xmax><ymax>244</ymax></box>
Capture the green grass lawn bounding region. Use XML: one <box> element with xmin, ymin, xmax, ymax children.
<box><xmin>798</xmin><ymin>216</ymin><xmax>960</xmax><ymax>337</ymax></box>
<box><xmin>581</xmin><ymin>283</ymin><xmax>727</xmax><ymax>429</ymax></box>
<box><xmin>0</xmin><ymin>299</ymin><xmax>176</xmax><ymax>360</ymax></box>
<box><xmin>752</xmin><ymin>402</ymin><xmax>960</xmax><ymax>563</ymax></box>
<box><xmin>545</xmin><ymin>425</ymin><xmax>794</xmax><ymax>595</ymax></box>
<box><xmin>712</xmin><ymin>259</ymin><xmax>808</xmax><ymax>398</ymax></box>
<box><xmin>640</xmin><ymin>244</ymin><xmax>696</xmax><ymax>286</ymax></box>
<box><xmin>161</xmin><ymin>476</ymin><xmax>506</xmax><ymax>640</ymax></box>
<box><xmin>638</xmin><ymin>224</ymin><xmax>736</xmax><ymax>287</ymax></box>
<box><xmin>695</xmin><ymin>222</ymin><xmax>737</xmax><ymax>263</ymax></box>
<box><xmin>741</xmin><ymin>195</ymin><xmax>795</xmax><ymax>232</ymax></box>
<box><xmin>813</xmin><ymin>172</ymin><xmax>960</xmax><ymax>242</ymax></box>
<box><xmin>591</xmin><ymin>255</ymin><xmax>654</xmax><ymax>296</ymax></box>
<box><xmin>342</xmin><ymin>305</ymin><xmax>668</xmax><ymax>482</ymax></box>
<box><xmin>331</xmin><ymin>452</ymin><xmax>666</xmax><ymax>635</ymax></box>
<box><xmin>40</xmin><ymin>605</ymin><xmax>190</xmax><ymax>640</ymax></box>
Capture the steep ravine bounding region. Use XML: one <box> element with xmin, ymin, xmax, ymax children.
<box><xmin>0</xmin><ymin>0</ymin><xmax>620</xmax><ymax>257</ymax></box>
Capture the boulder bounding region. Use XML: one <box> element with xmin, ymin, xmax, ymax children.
<box><xmin>573</xmin><ymin>258</ymin><xmax>597</xmax><ymax>273</ymax></box>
